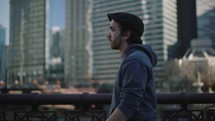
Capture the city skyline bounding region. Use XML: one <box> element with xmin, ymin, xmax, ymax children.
<box><xmin>1</xmin><ymin>0</ymin><xmax>215</xmax><ymax>92</ymax></box>
<box><xmin>0</xmin><ymin>0</ymin><xmax>66</xmax><ymax>45</ymax></box>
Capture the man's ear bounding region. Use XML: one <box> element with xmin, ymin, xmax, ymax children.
<box><xmin>123</xmin><ymin>30</ymin><xmax>131</xmax><ymax>40</ymax></box>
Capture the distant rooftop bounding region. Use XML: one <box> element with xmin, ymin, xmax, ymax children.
<box><xmin>183</xmin><ymin>38</ymin><xmax>215</xmax><ymax>60</ymax></box>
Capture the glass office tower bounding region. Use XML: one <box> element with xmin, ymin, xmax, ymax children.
<box><xmin>143</xmin><ymin>0</ymin><xmax>178</xmax><ymax>83</ymax></box>
<box><xmin>8</xmin><ymin>0</ymin><xmax>46</xmax><ymax>85</ymax></box>
<box><xmin>65</xmin><ymin>0</ymin><xmax>93</xmax><ymax>86</ymax></box>
<box><xmin>0</xmin><ymin>25</ymin><xmax>6</xmax><ymax>80</ymax></box>
<box><xmin>196</xmin><ymin>0</ymin><xmax>215</xmax><ymax>49</ymax></box>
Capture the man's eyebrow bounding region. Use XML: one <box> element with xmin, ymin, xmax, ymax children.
<box><xmin>109</xmin><ymin>26</ymin><xmax>115</xmax><ymax>29</ymax></box>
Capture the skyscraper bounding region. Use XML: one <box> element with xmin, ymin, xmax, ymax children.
<box><xmin>50</xmin><ymin>27</ymin><xmax>64</xmax><ymax>60</ymax></box>
<box><xmin>177</xmin><ymin>0</ymin><xmax>197</xmax><ymax>58</ymax></box>
<box><xmin>0</xmin><ymin>25</ymin><xmax>6</xmax><ymax>80</ymax></box>
<box><xmin>8</xmin><ymin>0</ymin><xmax>47</xmax><ymax>85</ymax></box>
<box><xmin>92</xmin><ymin>0</ymin><xmax>178</xmax><ymax>85</ymax></box>
<box><xmin>65</xmin><ymin>0</ymin><xmax>93</xmax><ymax>86</ymax></box>
<box><xmin>196</xmin><ymin>0</ymin><xmax>215</xmax><ymax>49</ymax></box>
<box><xmin>0</xmin><ymin>45</ymin><xmax>8</xmax><ymax>82</ymax></box>
<box><xmin>44</xmin><ymin>0</ymin><xmax>66</xmax><ymax>84</ymax></box>
<box><xmin>46</xmin><ymin>27</ymin><xmax>64</xmax><ymax>82</ymax></box>
<box><xmin>142</xmin><ymin>0</ymin><xmax>178</xmax><ymax>84</ymax></box>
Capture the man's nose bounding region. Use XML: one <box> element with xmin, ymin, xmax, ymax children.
<box><xmin>107</xmin><ymin>32</ymin><xmax>111</xmax><ymax>38</ymax></box>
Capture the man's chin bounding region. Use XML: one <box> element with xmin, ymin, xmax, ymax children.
<box><xmin>110</xmin><ymin>43</ymin><xmax>118</xmax><ymax>50</ymax></box>
<box><xmin>111</xmin><ymin>46</ymin><xmax>118</xmax><ymax>50</ymax></box>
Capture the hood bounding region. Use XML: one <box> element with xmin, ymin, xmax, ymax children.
<box><xmin>123</xmin><ymin>44</ymin><xmax>158</xmax><ymax>67</ymax></box>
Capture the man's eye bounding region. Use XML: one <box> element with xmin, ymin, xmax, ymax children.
<box><xmin>109</xmin><ymin>29</ymin><xmax>114</xmax><ymax>32</ymax></box>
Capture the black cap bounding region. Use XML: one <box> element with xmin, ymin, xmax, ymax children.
<box><xmin>107</xmin><ymin>12</ymin><xmax>144</xmax><ymax>38</ymax></box>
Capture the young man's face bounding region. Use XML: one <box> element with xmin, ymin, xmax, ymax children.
<box><xmin>107</xmin><ymin>20</ymin><xmax>124</xmax><ymax>50</ymax></box>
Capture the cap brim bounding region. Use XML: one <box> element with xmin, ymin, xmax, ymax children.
<box><xmin>107</xmin><ymin>13</ymin><xmax>123</xmax><ymax>24</ymax></box>
<box><xmin>107</xmin><ymin>13</ymin><xmax>114</xmax><ymax>21</ymax></box>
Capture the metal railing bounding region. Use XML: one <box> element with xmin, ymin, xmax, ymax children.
<box><xmin>0</xmin><ymin>92</ymin><xmax>215</xmax><ymax>121</ymax></box>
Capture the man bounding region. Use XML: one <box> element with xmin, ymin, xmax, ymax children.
<box><xmin>106</xmin><ymin>12</ymin><xmax>158</xmax><ymax>121</ymax></box>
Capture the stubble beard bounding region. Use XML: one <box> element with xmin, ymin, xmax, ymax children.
<box><xmin>111</xmin><ymin>35</ymin><xmax>123</xmax><ymax>50</ymax></box>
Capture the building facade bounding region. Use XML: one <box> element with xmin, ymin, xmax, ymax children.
<box><xmin>0</xmin><ymin>25</ymin><xmax>6</xmax><ymax>80</ymax></box>
<box><xmin>8</xmin><ymin>0</ymin><xmax>46</xmax><ymax>85</ymax></box>
<box><xmin>65</xmin><ymin>0</ymin><xmax>93</xmax><ymax>86</ymax></box>
<box><xmin>177</xmin><ymin>0</ymin><xmax>197</xmax><ymax>58</ymax></box>
<box><xmin>196</xmin><ymin>0</ymin><xmax>215</xmax><ymax>49</ymax></box>
<box><xmin>0</xmin><ymin>45</ymin><xmax>9</xmax><ymax>83</ymax></box>
<box><xmin>143</xmin><ymin>0</ymin><xmax>178</xmax><ymax>84</ymax></box>
<box><xmin>46</xmin><ymin>27</ymin><xmax>65</xmax><ymax>83</ymax></box>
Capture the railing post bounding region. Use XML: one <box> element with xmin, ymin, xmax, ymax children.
<box><xmin>180</xmin><ymin>92</ymin><xmax>188</xmax><ymax>110</ymax></box>
<box><xmin>1</xmin><ymin>87</ymin><xmax>9</xmax><ymax>94</ymax></box>
<box><xmin>31</xmin><ymin>93</ymin><xmax>39</xmax><ymax>112</ymax></box>
<box><xmin>22</xmin><ymin>88</ymin><xmax>31</xmax><ymax>94</ymax></box>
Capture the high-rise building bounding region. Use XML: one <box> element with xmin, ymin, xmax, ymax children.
<box><xmin>46</xmin><ymin>27</ymin><xmax>64</xmax><ymax>82</ymax></box>
<box><xmin>50</xmin><ymin>27</ymin><xmax>64</xmax><ymax>60</ymax></box>
<box><xmin>0</xmin><ymin>45</ymin><xmax>9</xmax><ymax>82</ymax></box>
<box><xmin>0</xmin><ymin>25</ymin><xmax>6</xmax><ymax>80</ymax></box>
<box><xmin>8</xmin><ymin>0</ymin><xmax>47</xmax><ymax>85</ymax></box>
<box><xmin>45</xmin><ymin>0</ymin><xmax>66</xmax><ymax>84</ymax></box>
<box><xmin>65</xmin><ymin>0</ymin><xmax>93</xmax><ymax>86</ymax></box>
<box><xmin>92</xmin><ymin>0</ymin><xmax>178</xmax><ymax>85</ymax></box>
<box><xmin>196</xmin><ymin>0</ymin><xmax>215</xmax><ymax>49</ymax></box>
<box><xmin>177</xmin><ymin>0</ymin><xmax>197</xmax><ymax>58</ymax></box>
<box><xmin>143</xmin><ymin>0</ymin><xmax>178</xmax><ymax>84</ymax></box>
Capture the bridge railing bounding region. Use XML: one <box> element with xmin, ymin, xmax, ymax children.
<box><xmin>0</xmin><ymin>93</ymin><xmax>215</xmax><ymax>121</ymax></box>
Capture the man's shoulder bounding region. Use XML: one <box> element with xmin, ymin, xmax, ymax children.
<box><xmin>126</xmin><ymin>49</ymin><xmax>148</xmax><ymax>60</ymax></box>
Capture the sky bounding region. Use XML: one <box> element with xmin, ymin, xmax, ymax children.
<box><xmin>49</xmin><ymin>0</ymin><xmax>65</xmax><ymax>30</ymax></box>
<box><xmin>0</xmin><ymin>0</ymin><xmax>10</xmax><ymax>45</ymax></box>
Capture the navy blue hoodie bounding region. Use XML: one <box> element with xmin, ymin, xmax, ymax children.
<box><xmin>109</xmin><ymin>44</ymin><xmax>158</xmax><ymax>121</ymax></box>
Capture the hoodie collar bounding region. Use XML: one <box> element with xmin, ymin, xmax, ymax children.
<box><xmin>121</xmin><ymin>44</ymin><xmax>158</xmax><ymax>67</ymax></box>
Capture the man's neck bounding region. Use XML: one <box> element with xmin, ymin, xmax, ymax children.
<box><xmin>119</xmin><ymin>43</ymin><xmax>128</xmax><ymax>57</ymax></box>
